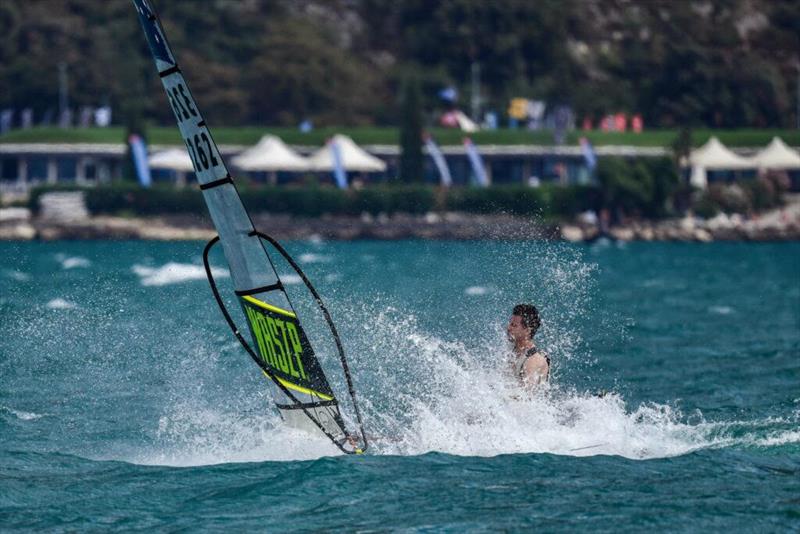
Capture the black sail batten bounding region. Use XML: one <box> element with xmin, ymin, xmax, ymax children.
<box><xmin>133</xmin><ymin>0</ymin><xmax>366</xmax><ymax>454</ymax></box>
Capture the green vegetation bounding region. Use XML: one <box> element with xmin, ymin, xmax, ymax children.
<box><xmin>597</xmin><ymin>157</ymin><xmax>680</xmax><ymax>219</ymax></box>
<box><xmin>399</xmin><ymin>75</ymin><xmax>424</xmax><ymax>183</ymax></box>
<box><xmin>27</xmin><ymin>183</ymin><xmax>597</xmax><ymax>218</ymax></box>
<box><xmin>0</xmin><ymin>1</ymin><xmax>796</xmax><ymax>132</ymax></box>
<box><xmin>2</xmin><ymin>126</ymin><xmax>798</xmax><ymax>148</ymax></box>
<box><xmin>692</xmin><ymin>177</ymin><xmax>786</xmax><ymax>218</ymax></box>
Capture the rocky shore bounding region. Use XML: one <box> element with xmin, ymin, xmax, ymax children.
<box><xmin>1</xmin><ymin>206</ymin><xmax>799</xmax><ymax>242</ymax></box>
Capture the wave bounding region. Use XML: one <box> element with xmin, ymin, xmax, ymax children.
<box><xmin>132</xmin><ymin>262</ymin><xmax>228</xmax><ymax>287</ymax></box>
<box><xmin>279</xmin><ymin>273</ymin><xmax>302</xmax><ymax>285</ymax></box>
<box><xmin>45</xmin><ymin>298</ymin><xmax>77</xmax><ymax>310</ymax></box>
<box><xmin>55</xmin><ymin>253</ymin><xmax>91</xmax><ymax>269</ymax></box>
<box><xmin>708</xmin><ymin>305</ymin><xmax>734</xmax><ymax>315</ymax></box>
<box><xmin>2</xmin><ymin>269</ymin><xmax>31</xmax><ymax>281</ymax></box>
<box><xmin>298</xmin><ymin>253</ymin><xmax>331</xmax><ymax>264</ymax></box>
<box><xmin>464</xmin><ymin>286</ymin><xmax>491</xmax><ymax>296</ymax></box>
<box><xmin>1</xmin><ymin>406</ymin><xmax>46</xmax><ymax>421</ymax></box>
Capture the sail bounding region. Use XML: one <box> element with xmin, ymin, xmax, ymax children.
<box><xmin>132</xmin><ymin>0</ymin><xmax>350</xmax><ymax>445</ymax></box>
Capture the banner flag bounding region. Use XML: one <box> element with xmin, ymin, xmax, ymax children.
<box><xmin>330</xmin><ymin>138</ymin><xmax>347</xmax><ymax>189</ymax></box>
<box><xmin>129</xmin><ymin>134</ymin><xmax>152</xmax><ymax>188</ymax></box>
<box><xmin>424</xmin><ymin>134</ymin><xmax>452</xmax><ymax>187</ymax></box>
<box><xmin>579</xmin><ymin>137</ymin><xmax>597</xmax><ymax>170</ymax></box>
<box><xmin>464</xmin><ymin>137</ymin><xmax>489</xmax><ymax>187</ymax></box>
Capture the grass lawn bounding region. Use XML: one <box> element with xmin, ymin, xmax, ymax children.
<box><xmin>1</xmin><ymin>126</ymin><xmax>798</xmax><ymax>148</ymax></box>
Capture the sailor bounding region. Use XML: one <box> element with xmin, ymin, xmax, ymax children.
<box><xmin>506</xmin><ymin>304</ymin><xmax>550</xmax><ymax>389</ymax></box>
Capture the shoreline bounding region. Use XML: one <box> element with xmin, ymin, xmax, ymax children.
<box><xmin>1</xmin><ymin>209</ymin><xmax>799</xmax><ymax>242</ymax></box>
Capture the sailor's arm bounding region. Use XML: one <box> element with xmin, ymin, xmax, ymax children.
<box><xmin>521</xmin><ymin>354</ymin><xmax>549</xmax><ymax>387</ymax></box>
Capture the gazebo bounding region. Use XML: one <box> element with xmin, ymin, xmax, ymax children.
<box><xmin>230</xmin><ymin>135</ymin><xmax>311</xmax><ymax>184</ymax></box>
<box><xmin>688</xmin><ymin>136</ymin><xmax>754</xmax><ymax>189</ymax></box>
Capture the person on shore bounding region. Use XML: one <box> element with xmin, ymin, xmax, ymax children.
<box><xmin>506</xmin><ymin>304</ymin><xmax>549</xmax><ymax>389</ymax></box>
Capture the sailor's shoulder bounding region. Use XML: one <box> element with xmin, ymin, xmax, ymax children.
<box><xmin>523</xmin><ymin>349</ymin><xmax>549</xmax><ymax>369</ymax></box>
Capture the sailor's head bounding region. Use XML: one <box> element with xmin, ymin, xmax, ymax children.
<box><xmin>507</xmin><ymin>303</ymin><xmax>541</xmax><ymax>342</ymax></box>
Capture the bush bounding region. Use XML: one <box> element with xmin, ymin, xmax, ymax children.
<box><xmin>443</xmin><ymin>184</ymin><xmax>598</xmax><ymax>217</ymax></box>
<box><xmin>597</xmin><ymin>156</ymin><xmax>679</xmax><ymax>219</ymax></box>
<box><xmin>26</xmin><ymin>182</ymin><xmax>597</xmax><ymax>218</ymax></box>
<box><xmin>693</xmin><ymin>177</ymin><xmax>785</xmax><ymax>217</ymax></box>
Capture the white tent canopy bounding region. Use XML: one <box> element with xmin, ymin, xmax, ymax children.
<box><xmin>748</xmin><ymin>137</ymin><xmax>800</xmax><ymax>170</ymax></box>
<box><xmin>689</xmin><ymin>136</ymin><xmax>753</xmax><ymax>170</ymax></box>
<box><xmin>230</xmin><ymin>135</ymin><xmax>311</xmax><ymax>171</ymax></box>
<box><xmin>308</xmin><ymin>134</ymin><xmax>387</xmax><ymax>172</ymax></box>
<box><xmin>148</xmin><ymin>148</ymin><xmax>194</xmax><ymax>172</ymax></box>
<box><xmin>688</xmin><ymin>136</ymin><xmax>754</xmax><ymax>188</ymax></box>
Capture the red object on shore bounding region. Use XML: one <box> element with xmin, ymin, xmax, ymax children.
<box><xmin>632</xmin><ymin>114</ymin><xmax>643</xmax><ymax>133</ymax></box>
<box><xmin>614</xmin><ymin>113</ymin><xmax>627</xmax><ymax>132</ymax></box>
<box><xmin>582</xmin><ymin>116</ymin><xmax>593</xmax><ymax>131</ymax></box>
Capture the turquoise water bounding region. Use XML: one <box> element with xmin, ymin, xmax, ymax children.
<box><xmin>1</xmin><ymin>240</ymin><xmax>798</xmax><ymax>531</ymax></box>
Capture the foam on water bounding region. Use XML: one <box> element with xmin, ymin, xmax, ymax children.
<box><xmin>45</xmin><ymin>298</ymin><xmax>77</xmax><ymax>310</ymax></box>
<box><xmin>132</xmin><ymin>262</ymin><xmax>228</xmax><ymax>286</ymax></box>
<box><xmin>2</xmin><ymin>269</ymin><xmax>31</xmax><ymax>281</ymax></box>
<box><xmin>1</xmin><ymin>406</ymin><xmax>47</xmax><ymax>421</ymax></box>
<box><xmin>298</xmin><ymin>253</ymin><xmax>331</xmax><ymax>264</ymax></box>
<box><xmin>55</xmin><ymin>253</ymin><xmax>91</xmax><ymax>269</ymax></box>
<box><xmin>709</xmin><ymin>305</ymin><xmax>734</xmax><ymax>315</ymax></box>
<box><xmin>279</xmin><ymin>273</ymin><xmax>303</xmax><ymax>285</ymax></box>
<box><xmin>464</xmin><ymin>285</ymin><xmax>491</xmax><ymax>296</ymax></box>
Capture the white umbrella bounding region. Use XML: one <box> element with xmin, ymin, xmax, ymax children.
<box><xmin>231</xmin><ymin>135</ymin><xmax>311</xmax><ymax>171</ymax></box>
<box><xmin>308</xmin><ymin>134</ymin><xmax>387</xmax><ymax>172</ymax></box>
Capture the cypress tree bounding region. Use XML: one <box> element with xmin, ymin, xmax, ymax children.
<box><xmin>399</xmin><ymin>75</ymin><xmax>423</xmax><ymax>183</ymax></box>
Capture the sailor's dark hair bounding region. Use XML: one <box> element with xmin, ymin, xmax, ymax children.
<box><xmin>513</xmin><ymin>304</ymin><xmax>541</xmax><ymax>338</ymax></box>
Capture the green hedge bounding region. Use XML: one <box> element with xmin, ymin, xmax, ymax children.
<box><xmin>28</xmin><ymin>182</ymin><xmax>599</xmax><ymax>217</ymax></box>
<box><xmin>444</xmin><ymin>184</ymin><xmax>598</xmax><ymax>216</ymax></box>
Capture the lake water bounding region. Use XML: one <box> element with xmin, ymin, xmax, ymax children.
<box><xmin>1</xmin><ymin>239</ymin><xmax>798</xmax><ymax>531</ymax></box>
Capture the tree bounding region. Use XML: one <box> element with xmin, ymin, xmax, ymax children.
<box><xmin>398</xmin><ymin>74</ymin><xmax>424</xmax><ymax>183</ymax></box>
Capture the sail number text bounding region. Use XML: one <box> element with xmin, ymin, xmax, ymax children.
<box><xmin>167</xmin><ymin>81</ymin><xmax>220</xmax><ymax>173</ymax></box>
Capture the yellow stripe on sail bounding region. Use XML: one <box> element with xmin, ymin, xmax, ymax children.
<box><xmin>242</xmin><ymin>295</ymin><xmax>296</xmax><ymax>318</ymax></box>
<box><xmin>262</xmin><ymin>371</ymin><xmax>334</xmax><ymax>401</ymax></box>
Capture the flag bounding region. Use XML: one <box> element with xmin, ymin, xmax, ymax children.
<box><xmin>129</xmin><ymin>134</ymin><xmax>152</xmax><ymax>188</ymax></box>
<box><xmin>330</xmin><ymin>138</ymin><xmax>347</xmax><ymax>189</ymax></box>
<box><xmin>579</xmin><ymin>137</ymin><xmax>597</xmax><ymax>170</ymax></box>
<box><xmin>424</xmin><ymin>134</ymin><xmax>452</xmax><ymax>187</ymax></box>
<box><xmin>464</xmin><ymin>137</ymin><xmax>489</xmax><ymax>187</ymax></box>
